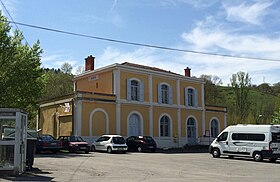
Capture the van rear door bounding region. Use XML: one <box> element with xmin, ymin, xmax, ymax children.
<box><xmin>271</xmin><ymin>132</ymin><xmax>280</xmax><ymax>154</ymax></box>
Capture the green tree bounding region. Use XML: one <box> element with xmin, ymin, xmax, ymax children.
<box><xmin>41</xmin><ymin>66</ymin><xmax>73</xmax><ymax>99</ymax></box>
<box><xmin>230</xmin><ymin>71</ymin><xmax>251</xmax><ymax>123</ymax></box>
<box><xmin>272</xmin><ymin>82</ymin><xmax>280</xmax><ymax>96</ymax></box>
<box><xmin>61</xmin><ymin>62</ymin><xmax>72</xmax><ymax>74</ymax></box>
<box><xmin>0</xmin><ymin>13</ymin><xmax>43</xmax><ymax>128</ymax></box>
<box><xmin>200</xmin><ymin>74</ymin><xmax>222</xmax><ymax>105</ymax></box>
<box><xmin>272</xmin><ymin>108</ymin><xmax>280</xmax><ymax>124</ymax></box>
<box><xmin>257</xmin><ymin>83</ymin><xmax>273</xmax><ymax>94</ymax></box>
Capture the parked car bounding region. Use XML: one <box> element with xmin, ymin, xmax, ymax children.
<box><xmin>126</xmin><ymin>136</ymin><xmax>157</xmax><ymax>152</ymax></box>
<box><xmin>58</xmin><ymin>136</ymin><xmax>90</xmax><ymax>153</ymax></box>
<box><xmin>36</xmin><ymin>134</ymin><xmax>62</xmax><ymax>154</ymax></box>
<box><xmin>91</xmin><ymin>135</ymin><xmax>127</xmax><ymax>153</ymax></box>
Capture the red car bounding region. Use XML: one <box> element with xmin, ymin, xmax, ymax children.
<box><xmin>58</xmin><ymin>136</ymin><xmax>90</xmax><ymax>153</ymax></box>
<box><xmin>36</xmin><ymin>134</ymin><xmax>62</xmax><ymax>154</ymax></box>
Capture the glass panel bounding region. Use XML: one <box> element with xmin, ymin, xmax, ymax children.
<box><xmin>161</xmin><ymin>85</ymin><xmax>169</xmax><ymax>104</ymax></box>
<box><xmin>131</xmin><ymin>80</ymin><xmax>139</xmax><ymax>101</ymax></box>
<box><xmin>0</xmin><ymin>145</ymin><xmax>14</xmax><ymax>168</ymax></box>
<box><xmin>0</xmin><ymin>119</ymin><xmax>16</xmax><ymax>140</ymax></box>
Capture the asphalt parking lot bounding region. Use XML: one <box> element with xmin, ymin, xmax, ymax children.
<box><xmin>1</xmin><ymin>150</ymin><xmax>280</xmax><ymax>182</ymax></box>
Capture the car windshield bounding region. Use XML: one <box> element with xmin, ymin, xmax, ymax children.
<box><xmin>139</xmin><ymin>136</ymin><xmax>154</xmax><ymax>142</ymax></box>
<box><xmin>69</xmin><ymin>136</ymin><xmax>85</xmax><ymax>142</ymax></box>
<box><xmin>112</xmin><ymin>136</ymin><xmax>125</xmax><ymax>144</ymax></box>
<box><xmin>41</xmin><ymin>135</ymin><xmax>55</xmax><ymax>141</ymax></box>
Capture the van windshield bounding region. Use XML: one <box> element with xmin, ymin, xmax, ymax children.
<box><xmin>217</xmin><ymin>132</ymin><xmax>228</xmax><ymax>141</ymax></box>
<box><xmin>272</xmin><ymin>133</ymin><xmax>280</xmax><ymax>143</ymax></box>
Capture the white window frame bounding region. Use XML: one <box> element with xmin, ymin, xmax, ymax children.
<box><xmin>158</xmin><ymin>83</ymin><xmax>173</xmax><ymax>104</ymax></box>
<box><xmin>159</xmin><ymin>114</ymin><xmax>172</xmax><ymax>137</ymax></box>
<box><xmin>184</xmin><ymin>87</ymin><xmax>198</xmax><ymax>107</ymax></box>
<box><xmin>127</xmin><ymin>78</ymin><xmax>144</xmax><ymax>102</ymax></box>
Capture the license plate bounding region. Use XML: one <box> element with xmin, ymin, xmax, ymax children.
<box><xmin>149</xmin><ymin>146</ymin><xmax>154</xmax><ymax>148</ymax></box>
<box><xmin>80</xmin><ymin>147</ymin><xmax>86</xmax><ymax>149</ymax></box>
<box><xmin>51</xmin><ymin>143</ymin><xmax>57</xmax><ymax>145</ymax></box>
<box><xmin>117</xmin><ymin>148</ymin><xmax>123</xmax><ymax>150</ymax></box>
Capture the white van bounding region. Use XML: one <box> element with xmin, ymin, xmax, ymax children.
<box><xmin>209</xmin><ymin>124</ymin><xmax>280</xmax><ymax>162</ymax></box>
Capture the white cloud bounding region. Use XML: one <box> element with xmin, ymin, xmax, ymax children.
<box><xmin>180</xmin><ymin>13</ymin><xmax>280</xmax><ymax>85</ymax></box>
<box><xmin>223</xmin><ymin>1</ymin><xmax>273</xmax><ymax>25</ymax></box>
<box><xmin>181</xmin><ymin>0</ymin><xmax>219</xmax><ymax>9</ymax></box>
<box><xmin>41</xmin><ymin>52</ymin><xmax>77</xmax><ymax>71</ymax></box>
<box><xmin>181</xmin><ymin>15</ymin><xmax>280</xmax><ymax>56</ymax></box>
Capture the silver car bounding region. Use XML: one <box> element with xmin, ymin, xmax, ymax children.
<box><xmin>91</xmin><ymin>135</ymin><xmax>127</xmax><ymax>153</ymax></box>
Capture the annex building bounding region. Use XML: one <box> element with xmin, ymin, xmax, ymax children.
<box><xmin>39</xmin><ymin>55</ymin><xmax>227</xmax><ymax>148</ymax></box>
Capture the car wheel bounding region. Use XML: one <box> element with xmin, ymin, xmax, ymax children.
<box><xmin>52</xmin><ymin>150</ymin><xmax>57</xmax><ymax>154</ymax></box>
<box><xmin>91</xmin><ymin>145</ymin><xmax>96</xmax><ymax>152</ymax></box>
<box><xmin>269</xmin><ymin>158</ymin><xmax>277</xmax><ymax>163</ymax></box>
<box><xmin>107</xmin><ymin>147</ymin><xmax>113</xmax><ymax>153</ymax></box>
<box><xmin>137</xmin><ymin>146</ymin><xmax>142</xmax><ymax>152</ymax></box>
<box><xmin>212</xmin><ymin>148</ymin><xmax>220</xmax><ymax>158</ymax></box>
<box><xmin>69</xmin><ymin>148</ymin><xmax>74</xmax><ymax>153</ymax></box>
<box><xmin>122</xmin><ymin>151</ymin><xmax>126</xmax><ymax>154</ymax></box>
<box><xmin>151</xmin><ymin>149</ymin><xmax>156</xmax><ymax>153</ymax></box>
<box><xmin>253</xmin><ymin>152</ymin><xmax>263</xmax><ymax>162</ymax></box>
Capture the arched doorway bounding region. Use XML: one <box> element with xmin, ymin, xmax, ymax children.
<box><xmin>128</xmin><ymin>113</ymin><xmax>140</xmax><ymax>136</ymax></box>
<box><xmin>186</xmin><ymin>117</ymin><xmax>197</xmax><ymax>145</ymax></box>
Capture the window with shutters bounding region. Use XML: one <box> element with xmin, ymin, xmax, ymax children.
<box><xmin>188</xmin><ymin>88</ymin><xmax>194</xmax><ymax>106</ymax></box>
<box><xmin>131</xmin><ymin>80</ymin><xmax>139</xmax><ymax>101</ymax></box>
<box><xmin>184</xmin><ymin>87</ymin><xmax>198</xmax><ymax>107</ymax></box>
<box><xmin>161</xmin><ymin>84</ymin><xmax>168</xmax><ymax>104</ymax></box>
<box><xmin>158</xmin><ymin>83</ymin><xmax>173</xmax><ymax>104</ymax></box>
<box><xmin>127</xmin><ymin>79</ymin><xmax>144</xmax><ymax>102</ymax></box>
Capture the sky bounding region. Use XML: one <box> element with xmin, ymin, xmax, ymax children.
<box><xmin>1</xmin><ymin>0</ymin><xmax>280</xmax><ymax>85</ymax></box>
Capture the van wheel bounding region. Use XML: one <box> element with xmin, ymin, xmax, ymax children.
<box><xmin>107</xmin><ymin>147</ymin><xmax>113</xmax><ymax>153</ymax></box>
<box><xmin>253</xmin><ymin>152</ymin><xmax>263</xmax><ymax>162</ymax></box>
<box><xmin>269</xmin><ymin>158</ymin><xmax>277</xmax><ymax>163</ymax></box>
<box><xmin>212</xmin><ymin>148</ymin><xmax>220</xmax><ymax>158</ymax></box>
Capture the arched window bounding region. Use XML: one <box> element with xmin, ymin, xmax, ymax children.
<box><xmin>211</xmin><ymin>119</ymin><xmax>219</xmax><ymax>137</ymax></box>
<box><xmin>160</xmin><ymin>115</ymin><xmax>170</xmax><ymax>137</ymax></box>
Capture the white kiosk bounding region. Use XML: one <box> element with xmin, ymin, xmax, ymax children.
<box><xmin>0</xmin><ymin>108</ymin><xmax>28</xmax><ymax>175</ymax></box>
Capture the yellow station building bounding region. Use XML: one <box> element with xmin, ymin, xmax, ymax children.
<box><xmin>39</xmin><ymin>55</ymin><xmax>227</xmax><ymax>148</ymax></box>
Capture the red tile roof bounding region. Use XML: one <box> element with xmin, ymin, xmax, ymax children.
<box><xmin>121</xmin><ymin>62</ymin><xmax>180</xmax><ymax>76</ymax></box>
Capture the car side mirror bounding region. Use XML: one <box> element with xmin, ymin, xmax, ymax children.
<box><xmin>216</xmin><ymin>138</ymin><xmax>220</xmax><ymax>142</ymax></box>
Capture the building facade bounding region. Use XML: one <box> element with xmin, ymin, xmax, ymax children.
<box><xmin>39</xmin><ymin>55</ymin><xmax>227</xmax><ymax>148</ymax></box>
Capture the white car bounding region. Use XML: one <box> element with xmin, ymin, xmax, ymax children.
<box><xmin>91</xmin><ymin>135</ymin><xmax>128</xmax><ymax>153</ymax></box>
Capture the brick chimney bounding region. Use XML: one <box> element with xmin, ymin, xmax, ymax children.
<box><xmin>184</xmin><ymin>67</ymin><xmax>191</xmax><ymax>77</ymax></box>
<box><xmin>85</xmin><ymin>55</ymin><xmax>95</xmax><ymax>71</ymax></box>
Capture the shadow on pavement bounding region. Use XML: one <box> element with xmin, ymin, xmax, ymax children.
<box><xmin>0</xmin><ymin>168</ymin><xmax>54</xmax><ymax>181</ymax></box>
<box><xmin>156</xmin><ymin>145</ymin><xmax>209</xmax><ymax>154</ymax></box>
<box><xmin>35</xmin><ymin>151</ymin><xmax>93</xmax><ymax>158</ymax></box>
<box><xmin>219</xmin><ymin>156</ymin><xmax>280</xmax><ymax>164</ymax></box>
